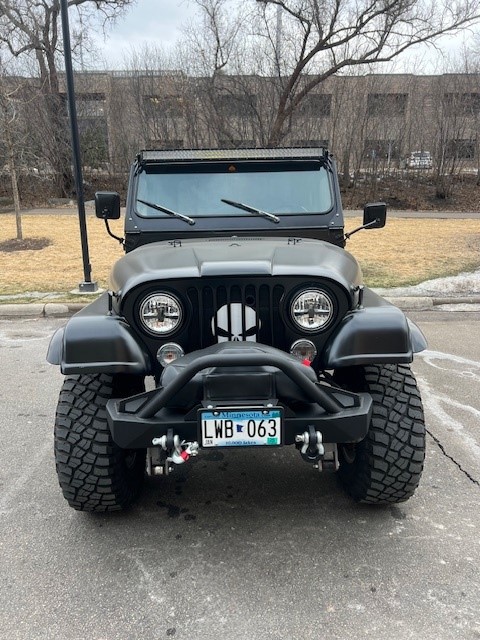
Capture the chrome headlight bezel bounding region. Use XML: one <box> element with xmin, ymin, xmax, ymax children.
<box><xmin>290</xmin><ymin>288</ymin><xmax>334</xmax><ymax>333</ymax></box>
<box><xmin>139</xmin><ymin>292</ymin><xmax>183</xmax><ymax>336</ymax></box>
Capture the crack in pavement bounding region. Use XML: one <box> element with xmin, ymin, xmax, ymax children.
<box><xmin>415</xmin><ymin>350</ymin><xmax>480</xmax><ymax>488</ymax></box>
<box><xmin>426</xmin><ymin>428</ymin><xmax>480</xmax><ymax>488</ymax></box>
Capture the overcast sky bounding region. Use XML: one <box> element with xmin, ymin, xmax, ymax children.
<box><xmin>88</xmin><ymin>0</ymin><xmax>476</xmax><ymax>73</ymax></box>
<box><xmin>92</xmin><ymin>0</ymin><xmax>193</xmax><ymax>68</ymax></box>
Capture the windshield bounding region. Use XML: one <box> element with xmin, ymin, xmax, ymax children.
<box><xmin>135</xmin><ymin>160</ymin><xmax>333</xmax><ymax>218</ymax></box>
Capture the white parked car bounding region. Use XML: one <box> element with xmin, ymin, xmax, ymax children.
<box><xmin>406</xmin><ymin>151</ymin><xmax>432</xmax><ymax>169</ymax></box>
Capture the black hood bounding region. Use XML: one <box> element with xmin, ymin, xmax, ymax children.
<box><xmin>110</xmin><ymin>236</ymin><xmax>362</xmax><ymax>297</ymax></box>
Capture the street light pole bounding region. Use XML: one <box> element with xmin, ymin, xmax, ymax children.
<box><xmin>60</xmin><ymin>0</ymin><xmax>98</xmax><ymax>293</ymax></box>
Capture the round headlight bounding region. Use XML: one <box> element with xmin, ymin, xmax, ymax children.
<box><xmin>291</xmin><ymin>289</ymin><xmax>333</xmax><ymax>332</ymax></box>
<box><xmin>139</xmin><ymin>293</ymin><xmax>183</xmax><ymax>335</ymax></box>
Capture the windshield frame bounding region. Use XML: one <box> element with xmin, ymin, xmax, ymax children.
<box><xmin>133</xmin><ymin>159</ymin><xmax>334</xmax><ymax>220</ymax></box>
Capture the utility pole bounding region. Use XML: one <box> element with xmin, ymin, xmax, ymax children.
<box><xmin>60</xmin><ymin>0</ymin><xmax>98</xmax><ymax>292</ymax></box>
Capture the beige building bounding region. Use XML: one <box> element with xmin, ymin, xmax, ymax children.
<box><xmin>54</xmin><ymin>71</ymin><xmax>480</xmax><ymax>175</ymax></box>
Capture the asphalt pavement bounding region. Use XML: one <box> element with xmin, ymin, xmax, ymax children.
<box><xmin>0</xmin><ymin>313</ymin><xmax>479</xmax><ymax>640</ymax></box>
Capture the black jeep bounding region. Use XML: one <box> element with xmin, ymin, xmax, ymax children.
<box><xmin>47</xmin><ymin>148</ymin><xmax>426</xmax><ymax>511</ymax></box>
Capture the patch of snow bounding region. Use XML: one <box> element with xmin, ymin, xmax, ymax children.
<box><xmin>374</xmin><ymin>267</ymin><xmax>480</xmax><ymax>298</ymax></box>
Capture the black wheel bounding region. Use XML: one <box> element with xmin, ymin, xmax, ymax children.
<box><xmin>334</xmin><ymin>364</ymin><xmax>425</xmax><ymax>504</ymax></box>
<box><xmin>54</xmin><ymin>373</ymin><xmax>145</xmax><ymax>512</ymax></box>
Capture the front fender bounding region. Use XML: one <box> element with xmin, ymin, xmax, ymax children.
<box><xmin>46</xmin><ymin>293</ymin><xmax>151</xmax><ymax>375</ymax></box>
<box><xmin>322</xmin><ymin>290</ymin><xmax>427</xmax><ymax>369</ymax></box>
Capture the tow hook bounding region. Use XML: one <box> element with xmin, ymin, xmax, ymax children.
<box><xmin>148</xmin><ymin>429</ymin><xmax>199</xmax><ymax>476</ymax></box>
<box><xmin>295</xmin><ymin>425</ymin><xmax>325</xmax><ymax>463</ymax></box>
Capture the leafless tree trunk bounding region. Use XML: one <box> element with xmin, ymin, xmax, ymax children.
<box><xmin>5</xmin><ymin>125</ymin><xmax>22</xmax><ymax>240</ymax></box>
<box><xmin>0</xmin><ymin>0</ymin><xmax>134</xmax><ymax>196</ymax></box>
<box><xmin>0</xmin><ymin>72</ymin><xmax>24</xmax><ymax>239</ymax></box>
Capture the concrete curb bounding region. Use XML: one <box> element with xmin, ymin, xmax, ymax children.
<box><xmin>432</xmin><ymin>296</ymin><xmax>480</xmax><ymax>306</ymax></box>
<box><xmin>0</xmin><ymin>302</ymin><xmax>83</xmax><ymax>318</ymax></box>
<box><xmin>1</xmin><ymin>297</ymin><xmax>479</xmax><ymax>318</ymax></box>
<box><xmin>384</xmin><ymin>296</ymin><xmax>433</xmax><ymax>310</ymax></box>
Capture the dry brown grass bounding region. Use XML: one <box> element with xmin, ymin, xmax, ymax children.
<box><xmin>348</xmin><ymin>217</ymin><xmax>480</xmax><ymax>287</ymax></box>
<box><xmin>1</xmin><ymin>214</ymin><xmax>479</xmax><ymax>295</ymax></box>
<box><xmin>0</xmin><ymin>214</ymin><xmax>124</xmax><ymax>295</ymax></box>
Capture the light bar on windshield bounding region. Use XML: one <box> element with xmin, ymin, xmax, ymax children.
<box><xmin>138</xmin><ymin>147</ymin><xmax>328</xmax><ymax>164</ymax></box>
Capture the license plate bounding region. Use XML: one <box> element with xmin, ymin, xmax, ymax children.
<box><xmin>199</xmin><ymin>407</ymin><xmax>283</xmax><ymax>448</ymax></box>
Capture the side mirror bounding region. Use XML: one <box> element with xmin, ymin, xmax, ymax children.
<box><xmin>95</xmin><ymin>191</ymin><xmax>121</xmax><ymax>220</ymax></box>
<box><xmin>363</xmin><ymin>202</ymin><xmax>387</xmax><ymax>229</ymax></box>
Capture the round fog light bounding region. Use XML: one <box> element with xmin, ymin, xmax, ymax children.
<box><xmin>290</xmin><ymin>339</ymin><xmax>317</xmax><ymax>363</ymax></box>
<box><xmin>157</xmin><ymin>343</ymin><xmax>184</xmax><ymax>367</ymax></box>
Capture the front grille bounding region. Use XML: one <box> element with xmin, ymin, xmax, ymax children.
<box><xmin>187</xmin><ymin>281</ymin><xmax>285</xmax><ymax>349</ymax></box>
<box><xmin>126</xmin><ymin>275</ymin><xmax>350</xmax><ymax>367</ymax></box>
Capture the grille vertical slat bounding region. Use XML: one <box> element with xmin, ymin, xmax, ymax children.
<box><xmin>241</xmin><ymin>286</ymin><xmax>247</xmax><ymax>340</ymax></box>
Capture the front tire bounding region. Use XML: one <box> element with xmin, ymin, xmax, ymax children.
<box><xmin>54</xmin><ymin>373</ymin><xmax>145</xmax><ymax>512</ymax></box>
<box><xmin>334</xmin><ymin>364</ymin><xmax>425</xmax><ymax>504</ymax></box>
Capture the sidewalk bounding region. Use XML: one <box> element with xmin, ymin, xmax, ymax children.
<box><xmin>4</xmin><ymin>205</ymin><xmax>479</xmax><ymax>219</ymax></box>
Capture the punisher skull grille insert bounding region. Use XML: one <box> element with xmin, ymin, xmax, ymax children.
<box><xmin>212</xmin><ymin>304</ymin><xmax>260</xmax><ymax>342</ymax></box>
<box><xmin>184</xmin><ymin>281</ymin><xmax>286</xmax><ymax>350</ymax></box>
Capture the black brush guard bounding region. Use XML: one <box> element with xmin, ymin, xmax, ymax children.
<box><xmin>106</xmin><ymin>351</ymin><xmax>373</xmax><ymax>449</ymax></box>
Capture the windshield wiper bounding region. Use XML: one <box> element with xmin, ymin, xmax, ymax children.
<box><xmin>221</xmin><ymin>198</ymin><xmax>280</xmax><ymax>224</ymax></box>
<box><xmin>137</xmin><ymin>199</ymin><xmax>195</xmax><ymax>225</ymax></box>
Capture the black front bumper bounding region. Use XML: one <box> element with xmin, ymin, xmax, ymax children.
<box><xmin>106</xmin><ymin>346</ymin><xmax>373</xmax><ymax>449</ymax></box>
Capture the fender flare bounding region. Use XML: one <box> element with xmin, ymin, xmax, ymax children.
<box><xmin>322</xmin><ymin>305</ymin><xmax>427</xmax><ymax>369</ymax></box>
<box><xmin>47</xmin><ymin>294</ymin><xmax>151</xmax><ymax>375</ymax></box>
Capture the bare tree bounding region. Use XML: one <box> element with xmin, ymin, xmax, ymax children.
<box><xmin>459</xmin><ymin>43</ymin><xmax>480</xmax><ymax>185</ymax></box>
<box><xmin>0</xmin><ymin>81</ymin><xmax>22</xmax><ymax>238</ymax></box>
<box><xmin>0</xmin><ymin>0</ymin><xmax>134</xmax><ymax>196</ymax></box>
<box><xmin>429</xmin><ymin>70</ymin><xmax>479</xmax><ymax>198</ymax></box>
<box><xmin>188</xmin><ymin>0</ymin><xmax>480</xmax><ymax>147</ymax></box>
<box><xmin>0</xmin><ymin>55</ymin><xmax>34</xmax><ymax>240</ymax></box>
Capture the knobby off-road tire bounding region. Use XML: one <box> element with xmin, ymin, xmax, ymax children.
<box><xmin>334</xmin><ymin>364</ymin><xmax>425</xmax><ymax>504</ymax></box>
<box><xmin>54</xmin><ymin>373</ymin><xmax>145</xmax><ymax>512</ymax></box>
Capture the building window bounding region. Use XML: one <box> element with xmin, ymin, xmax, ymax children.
<box><xmin>298</xmin><ymin>94</ymin><xmax>332</xmax><ymax>117</ymax></box>
<box><xmin>218</xmin><ymin>139</ymin><xmax>255</xmax><ymax>149</ymax></box>
<box><xmin>144</xmin><ymin>95</ymin><xmax>184</xmax><ymax>117</ymax></box>
<box><xmin>443</xmin><ymin>93</ymin><xmax>480</xmax><ymax>116</ymax></box>
<box><xmin>147</xmin><ymin>139</ymin><xmax>184</xmax><ymax>150</ymax></box>
<box><xmin>446</xmin><ymin>139</ymin><xmax>476</xmax><ymax>159</ymax></box>
<box><xmin>293</xmin><ymin>139</ymin><xmax>329</xmax><ymax>149</ymax></box>
<box><xmin>216</xmin><ymin>94</ymin><xmax>256</xmax><ymax>118</ymax></box>
<box><xmin>364</xmin><ymin>139</ymin><xmax>400</xmax><ymax>160</ymax></box>
<box><xmin>77</xmin><ymin>93</ymin><xmax>106</xmax><ymax>118</ymax></box>
<box><xmin>367</xmin><ymin>93</ymin><xmax>407</xmax><ymax>116</ymax></box>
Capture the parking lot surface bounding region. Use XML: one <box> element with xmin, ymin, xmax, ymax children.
<box><xmin>0</xmin><ymin>313</ymin><xmax>479</xmax><ymax>640</ymax></box>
